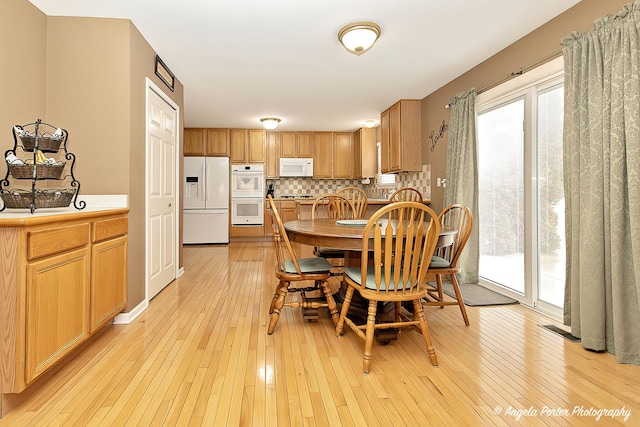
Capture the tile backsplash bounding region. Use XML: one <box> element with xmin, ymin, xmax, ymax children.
<box><xmin>267</xmin><ymin>164</ymin><xmax>431</xmax><ymax>201</ymax></box>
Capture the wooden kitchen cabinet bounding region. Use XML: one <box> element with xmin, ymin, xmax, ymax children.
<box><xmin>184</xmin><ymin>128</ymin><xmax>206</xmax><ymax>156</ymax></box>
<box><xmin>205</xmin><ymin>128</ymin><xmax>230</xmax><ymax>156</ymax></box>
<box><xmin>184</xmin><ymin>128</ymin><xmax>230</xmax><ymax>156</ymax></box>
<box><xmin>380</xmin><ymin>99</ymin><xmax>422</xmax><ymax>173</ymax></box>
<box><xmin>354</xmin><ymin>127</ymin><xmax>377</xmax><ymax>178</ymax></box>
<box><xmin>333</xmin><ymin>132</ymin><xmax>354</xmax><ymax>178</ymax></box>
<box><xmin>266</xmin><ymin>132</ymin><xmax>279</xmax><ymax>178</ymax></box>
<box><xmin>230</xmin><ymin>129</ymin><xmax>265</xmax><ymax>164</ymax></box>
<box><xmin>0</xmin><ymin>209</ymin><xmax>128</xmax><ymax>399</ymax></box>
<box><xmin>26</xmin><ymin>246</ymin><xmax>91</xmax><ymax>383</ymax></box>
<box><xmin>90</xmin><ymin>216</ymin><xmax>128</xmax><ymax>333</ymax></box>
<box><xmin>312</xmin><ymin>132</ymin><xmax>333</xmax><ymax>178</ymax></box>
<box><xmin>265</xmin><ymin>200</ymin><xmax>299</xmax><ymax>236</ymax></box>
<box><xmin>280</xmin><ymin>132</ymin><xmax>313</xmax><ymax>158</ymax></box>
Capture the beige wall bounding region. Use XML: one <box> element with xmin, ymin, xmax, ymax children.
<box><xmin>46</xmin><ymin>17</ymin><xmax>131</xmax><ymax>194</ymax></box>
<box><xmin>422</xmin><ymin>0</ymin><xmax>631</xmax><ymax>213</ymax></box>
<box><xmin>2</xmin><ymin>1</ymin><xmax>184</xmax><ymax>312</ymax></box>
<box><xmin>0</xmin><ymin>0</ymin><xmax>47</xmax><ymax>135</ymax></box>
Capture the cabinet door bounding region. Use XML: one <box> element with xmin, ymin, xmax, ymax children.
<box><xmin>91</xmin><ymin>236</ymin><xmax>128</xmax><ymax>333</ymax></box>
<box><xmin>266</xmin><ymin>132</ymin><xmax>279</xmax><ymax>178</ymax></box>
<box><xmin>206</xmin><ymin>128</ymin><xmax>230</xmax><ymax>156</ymax></box>
<box><xmin>248</xmin><ymin>129</ymin><xmax>265</xmax><ymax>163</ymax></box>
<box><xmin>354</xmin><ymin>130</ymin><xmax>362</xmax><ymax>178</ymax></box>
<box><xmin>380</xmin><ymin>110</ymin><xmax>390</xmax><ymax>173</ymax></box>
<box><xmin>313</xmin><ymin>132</ymin><xmax>333</xmax><ymax>178</ymax></box>
<box><xmin>333</xmin><ymin>132</ymin><xmax>354</xmax><ymax>178</ymax></box>
<box><xmin>296</xmin><ymin>132</ymin><xmax>313</xmax><ymax>158</ymax></box>
<box><xmin>184</xmin><ymin>128</ymin><xmax>206</xmax><ymax>156</ymax></box>
<box><xmin>389</xmin><ymin>102</ymin><xmax>402</xmax><ymax>172</ymax></box>
<box><xmin>359</xmin><ymin>127</ymin><xmax>377</xmax><ymax>178</ymax></box>
<box><xmin>280</xmin><ymin>132</ymin><xmax>296</xmax><ymax>158</ymax></box>
<box><xmin>230</xmin><ymin>129</ymin><xmax>247</xmax><ymax>164</ymax></box>
<box><xmin>280</xmin><ymin>203</ymin><xmax>299</xmax><ymax>224</ymax></box>
<box><xmin>26</xmin><ymin>247</ymin><xmax>90</xmax><ymax>383</ymax></box>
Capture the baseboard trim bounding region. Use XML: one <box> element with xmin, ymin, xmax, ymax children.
<box><xmin>113</xmin><ymin>299</ymin><xmax>148</xmax><ymax>325</ymax></box>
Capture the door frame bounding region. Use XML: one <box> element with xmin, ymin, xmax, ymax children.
<box><xmin>145</xmin><ymin>78</ymin><xmax>181</xmax><ymax>301</ymax></box>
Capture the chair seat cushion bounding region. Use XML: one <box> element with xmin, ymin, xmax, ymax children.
<box><xmin>430</xmin><ymin>256</ymin><xmax>451</xmax><ymax>268</ymax></box>
<box><xmin>344</xmin><ymin>266</ymin><xmax>417</xmax><ymax>291</ymax></box>
<box><xmin>284</xmin><ymin>257</ymin><xmax>333</xmax><ymax>274</ymax></box>
<box><xmin>316</xmin><ymin>247</ymin><xmax>345</xmax><ymax>258</ymax></box>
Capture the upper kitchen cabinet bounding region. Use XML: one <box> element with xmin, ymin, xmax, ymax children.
<box><xmin>184</xmin><ymin>128</ymin><xmax>206</xmax><ymax>156</ymax></box>
<box><xmin>266</xmin><ymin>132</ymin><xmax>279</xmax><ymax>178</ymax></box>
<box><xmin>184</xmin><ymin>128</ymin><xmax>230</xmax><ymax>156</ymax></box>
<box><xmin>280</xmin><ymin>132</ymin><xmax>313</xmax><ymax>158</ymax></box>
<box><xmin>230</xmin><ymin>129</ymin><xmax>265</xmax><ymax>164</ymax></box>
<box><xmin>333</xmin><ymin>132</ymin><xmax>354</xmax><ymax>178</ymax></box>
<box><xmin>312</xmin><ymin>132</ymin><xmax>333</xmax><ymax>178</ymax></box>
<box><xmin>354</xmin><ymin>127</ymin><xmax>377</xmax><ymax>178</ymax></box>
<box><xmin>380</xmin><ymin>99</ymin><xmax>422</xmax><ymax>173</ymax></box>
<box><xmin>206</xmin><ymin>128</ymin><xmax>230</xmax><ymax>156</ymax></box>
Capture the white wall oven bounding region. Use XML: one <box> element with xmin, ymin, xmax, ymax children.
<box><xmin>231</xmin><ymin>164</ymin><xmax>264</xmax><ymax>225</ymax></box>
<box><xmin>231</xmin><ymin>164</ymin><xmax>264</xmax><ymax>197</ymax></box>
<box><xmin>231</xmin><ymin>198</ymin><xmax>264</xmax><ymax>225</ymax></box>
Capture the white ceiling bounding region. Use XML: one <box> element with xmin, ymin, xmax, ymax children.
<box><xmin>28</xmin><ymin>0</ymin><xmax>580</xmax><ymax>131</ymax></box>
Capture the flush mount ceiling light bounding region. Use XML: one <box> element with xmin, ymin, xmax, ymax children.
<box><xmin>364</xmin><ymin>119</ymin><xmax>377</xmax><ymax>128</ymax></box>
<box><xmin>260</xmin><ymin>117</ymin><xmax>281</xmax><ymax>130</ymax></box>
<box><xmin>338</xmin><ymin>21</ymin><xmax>381</xmax><ymax>56</ymax></box>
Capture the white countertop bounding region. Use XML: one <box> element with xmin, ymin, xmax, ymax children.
<box><xmin>0</xmin><ymin>194</ymin><xmax>128</xmax><ymax>218</ymax></box>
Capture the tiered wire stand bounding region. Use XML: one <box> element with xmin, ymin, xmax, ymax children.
<box><xmin>1</xmin><ymin>119</ymin><xmax>85</xmax><ymax>213</ymax></box>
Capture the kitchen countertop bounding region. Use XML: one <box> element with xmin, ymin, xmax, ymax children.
<box><xmin>0</xmin><ymin>194</ymin><xmax>129</xmax><ymax>225</ymax></box>
<box><xmin>271</xmin><ymin>197</ymin><xmax>430</xmax><ymax>205</ymax></box>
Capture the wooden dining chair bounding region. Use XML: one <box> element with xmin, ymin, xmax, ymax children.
<box><xmin>267</xmin><ymin>196</ymin><xmax>339</xmax><ymax>334</ymax></box>
<box><xmin>335</xmin><ymin>201</ymin><xmax>441</xmax><ymax>373</ymax></box>
<box><xmin>389</xmin><ymin>187</ymin><xmax>423</xmax><ymax>202</ymax></box>
<box><xmin>422</xmin><ymin>204</ymin><xmax>473</xmax><ymax>326</ymax></box>
<box><xmin>311</xmin><ymin>194</ymin><xmax>357</xmax><ymax>265</ymax></box>
<box><xmin>337</xmin><ymin>187</ymin><xmax>368</xmax><ymax>219</ymax></box>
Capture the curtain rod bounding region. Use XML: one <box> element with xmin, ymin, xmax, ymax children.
<box><xmin>444</xmin><ymin>48</ymin><xmax>563</xmax><ymax>109</ymax></box>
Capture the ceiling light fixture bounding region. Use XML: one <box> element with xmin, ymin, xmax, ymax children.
<box><xmin>338</xmin><ymin>21</ymin><xmax>381</xmax><ymax>56</ymax></box>
<box><xmin>364</xmin><ymin>119</ymin><xmax>377</xmax><ymax>128</ymax></box>
<box><xmin>260</xmin><ymin>117</ymin><xmax>281</xmax><ymax>130</ymax></box>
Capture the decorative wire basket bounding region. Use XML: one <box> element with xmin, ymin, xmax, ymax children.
<box><xmin>0</xmin><ymin>188</ymin><xmax>76</xmax><ymax>209</ymax></box>
<box><xmin>19</xmin><ymin>135</ymin><xmax>63</xmax><ymax>153</ymax></box>
<box><xmin>7</xmin><ymin>161</ymin><xmax>66</xmax><ymax>179</ymax></box>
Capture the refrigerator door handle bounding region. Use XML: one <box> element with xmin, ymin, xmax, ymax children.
<box><xmin>204</xmin><ymin>162</ymin><xmax>208</xmax><ymax>203</ymax></box>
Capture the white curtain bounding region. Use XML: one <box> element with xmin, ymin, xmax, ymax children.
<box><xmin>444</xmin><ymin>88</ymin><xmax>479</xmax><ymax>284</ymax></box>
<box><xmin>562</xmin><ymin>0</ymin><xmax>640</xmax><ymax>364</ymax></box>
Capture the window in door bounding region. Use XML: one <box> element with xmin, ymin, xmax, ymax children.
<box><xmin>476</xmin><ymin>57</ymin><xmax>565</xmax><ymax>317</ymax></box>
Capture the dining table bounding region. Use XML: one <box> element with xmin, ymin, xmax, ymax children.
<box><xmin>283</xmin><ymin>217</ymin><xmax>457</xmax><ymax>341</ymax></box>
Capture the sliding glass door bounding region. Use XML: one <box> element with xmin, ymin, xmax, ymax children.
<box><xmin>476</xmin><ymin>66</ymin><xmax>565</xmax><ymax>317</ymax></box>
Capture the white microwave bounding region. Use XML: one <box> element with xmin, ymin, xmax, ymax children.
<box><xmin>279</xmin><ymin>158</ymin><xmax>313</xmax><ymax>177</ymax></box>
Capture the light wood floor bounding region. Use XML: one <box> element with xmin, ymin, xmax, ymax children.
<box><xmin>2</xmin><ymin>242</ymin><xmax>639</xmax><ymax>426</ymax></box>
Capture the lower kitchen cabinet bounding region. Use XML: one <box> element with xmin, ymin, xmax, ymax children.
<box><xmin>26</xmin><ymin>247</ymin><xmax>91</xmax><ymax>383</ymax></box>
<box><xmin>265</xmin><ymin>200</ymin><xmax>299</xmax><ymax>236</ymax></box>
<box><xmin>0</xmin><ymin>209</ymin><xmax>128</xmax><ymax>400</ymax></box>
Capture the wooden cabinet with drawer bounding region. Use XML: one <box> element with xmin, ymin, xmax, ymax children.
<box><xmin>0</xmin><ymin>209</ymin><xmax>128</xmax><ymax>401</ymax></box>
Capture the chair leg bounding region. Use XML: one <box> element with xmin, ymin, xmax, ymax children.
<box><xmin>449</xmin><ymin>274</ymin><xmax>470</xmax><ymax>326</ymax></box>
<box><xmin>394</xmin><ymin>301</ymin><xmax>402</xmax><ymax>323</ymax></box>
<box><xmin>269</xmin><ymin>280</ymin><xmax>285</xmax><ymax>314</ymax></box>
<box><xmin>412</xmin><ymin>299</ymin><xmax>438</xmax><ymax>367</ymax></box>
<box><xmin>320</xmin><ymin>279</ymin><xmax>340</xmax><ymax>326</ymax></box>
<box><xmin>436</xmin><ymin>275</ymin><xmax>445</xmax><ymax>308</ymax></box>
<box><xmin>335</xmin><ymin>286</ymin><xmax>354</xmax><ymax>336</ymax></box>
<box><xmin>362</xmin><ymin>299</ymin><xmax>378</xmax><ymax>373</ymax></box>
<box><xmin>267</xmin><ymin>281</ymin><xmax>289</xmax><ymax>335</ymax></box>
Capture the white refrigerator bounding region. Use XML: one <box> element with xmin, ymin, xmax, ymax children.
<box><xmin>183</xmin><ymin>157</ymin><xmax>229</xmax><ymax>244</ymax></box>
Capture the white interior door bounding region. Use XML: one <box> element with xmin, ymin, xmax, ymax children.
<box><xmin>147</xmin><ymin>85</ymin><xmax>177</xmax><ymax>300</ymax></box>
